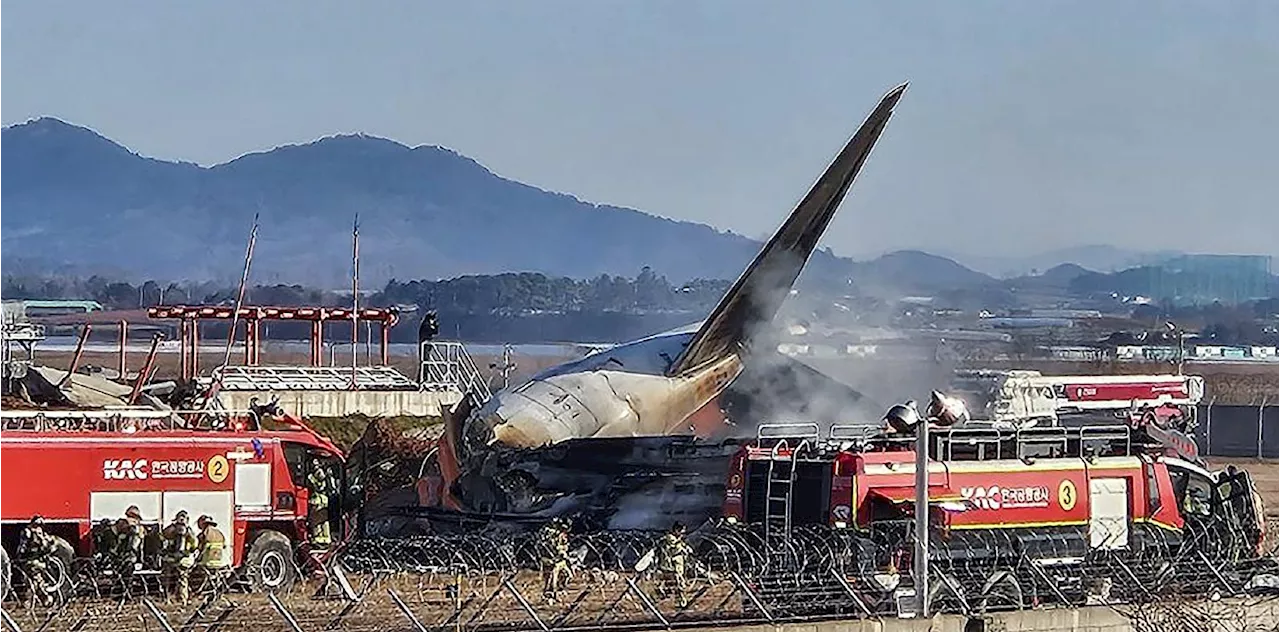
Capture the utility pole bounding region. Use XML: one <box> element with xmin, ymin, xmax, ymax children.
<box><xmin>914</xmin><ymin>413</ymin><xmax>930</xmax><ymax>618</ymax></box>
<box><xmin>1165</xmin><ymin>321</ymin><xmax>1184</xmax><ymax>375</ymax></box>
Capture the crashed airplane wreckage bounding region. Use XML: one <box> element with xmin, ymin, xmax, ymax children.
<box><xmin>360</xmin><ymin>84</ymin><xmax>909</xmax><ymax>534</ymax></box>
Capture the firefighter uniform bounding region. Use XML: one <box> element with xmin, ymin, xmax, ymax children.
<box><xmin>17</xmin><ymin>516</ymin><xmax>55</xmax><ymax>606</ymax></box>
<box><xmin>92</xmin><ymin>518</ymin><xmax>118</xmax><ymax>567</ymax></box>
<box><xmin>307</xmin><ymin>460</ymin><xmax>334</xmax><ymax>547</ymax></box>
<box><xmin>655</xmin><ymin>523</ymin><xmax>693</xmax><ymax>607</ymax></box>
<box><xmin>196</xmin><ymin>515</ymin><xmax>228</xmax><ymax>591</ymax></box>
<box><xmin>111</xmin><ymin>517</ymin><xmax>143</xmax><ymax>574</ymax></box>
<box><xmin>161</xmin><ymin>512</ymin><xmax>198</xmax><ymax>604</ymax></box>
<box><xmin>537</xmin><ymin>519</ymin><xmax>571</xmax><ymax>603</ymax></box>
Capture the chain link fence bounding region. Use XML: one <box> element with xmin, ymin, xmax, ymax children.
<box><xmin>3</xmin><ymin>519</ymin><xmax>1276</xmax><ymax>632</ymax></box>
<box><xmin>1198</xmin><ymin>399</ymin><xmax>1278</xmax><ymax>459</ymax></box>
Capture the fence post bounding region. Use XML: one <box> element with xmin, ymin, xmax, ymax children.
<box><xmin>0</xmin><ymin>608</ymin><xmax>20</xmax><ymax>632</ymax></box>
<box><xmin>730</xmin><ymin>572</ymin><xmax>774</xmax><ymax>623</ymax></box>
<box><xmin>387</xmin><ymin>589</ymin><xmax>429</xmax><ymax>632</ymax></box>
<box><xmin>1204</xmin><ymin>397</ymin><xmax>1215</xmax><ymax>457</ymax></box>
<box><xmin>267</xmin><ymin>592</ymin><xmax>305</xmax><ymax>632</ymax></box>
<box><xmin>624</xmin><ymin>577</ymin><xmax>669</xmax><ymax>629</ymax></box>
<box><xmin>502</xmin><ymin>577</ymin><xmax>550</xmax><ymax>632</ymax></box>
<box><xmin>1257</xmin><ymin>396</ymin><xmax>1270</xmax><ymax>460</ymax></box>
<box><xmin>142</xmin><ymin>598</ymin><xmax>178</xmax><ymax>632</ymax></box>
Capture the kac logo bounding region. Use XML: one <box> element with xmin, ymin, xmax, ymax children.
<box><xmin>103</xmin><ymin>459</ymin><xmax>149</xmax><ymax>480</ymax></box>
<box><xmin>960</xmin><ymin>485</ymin><xmax>1003</xmax><ymax>510</ymax></box>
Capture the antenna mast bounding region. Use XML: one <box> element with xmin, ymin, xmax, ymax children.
<box><xmin>201</xmin><ymin>213</ymin><xmax>258</xmax><ymax>415</ymax></box>
<box><xmin>221</xmin><ymin>213</ymin><xmax>259</xmax><ymax>373</ymax></box>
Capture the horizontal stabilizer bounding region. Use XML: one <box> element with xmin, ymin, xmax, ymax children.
<box><xmin>667</xmin><ymin>83</ymin><xmax>907</xmax><ymax>376</ymax></box>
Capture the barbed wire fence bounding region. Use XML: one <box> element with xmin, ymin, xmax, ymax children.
<box><xmin>3</xmin><ymin>518</ymin><xmax>1276</xmax><ymax>632</ymax></box>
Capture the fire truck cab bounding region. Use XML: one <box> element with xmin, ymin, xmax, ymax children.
<box><xmin>0</xmin><ymin>409</ymin><xmax>345</xmax><ymax>595</ymax></box>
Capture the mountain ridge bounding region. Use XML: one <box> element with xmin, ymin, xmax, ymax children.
<box><xmin>5</xmin><ymin>117</ymin><xmax>984</xmax><ymax>293</ymax></box>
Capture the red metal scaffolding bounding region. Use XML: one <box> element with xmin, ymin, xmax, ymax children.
<box><xmin>147</xmin><ymin>305</ymin><xmax>400</xmax><ymax>381</ymax></box>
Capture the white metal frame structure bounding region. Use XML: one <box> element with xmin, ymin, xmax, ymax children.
<box><xmin>418</xmin><ymin>341</ymin><xmax>491</xmax><ymax>402</ymax></box>
<box><xmin>211</xmin><ymin>365</ymin><xmax>419</xmax><ymax>391</ymax></box>
<box><xmin>1</xmin><ymin>320</ymin><xmax>45</xmax><ymax>382</ymax></box>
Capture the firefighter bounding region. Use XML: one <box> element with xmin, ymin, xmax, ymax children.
<box><xmin>123</xmin><ymin>506</ymin><xmax>145</xmax><ymax>566</ymax></box>
<box><xmin>111</xmin><ymin>517</ymin><xmax>142</xmax><ymax>575</ymax></box>
<box><xmin>537</xmin><ymin>517</ymin><xmax>571</xmax><ymax>603</ymax></box>
<box><xmin>161</xmin><ymin>511</ymin><xmax>198</xmax><ymax>604</ymax></box>
<box><xmin>195</xmin><ymin>515</ymin><xmax>228</xmax><ymax>590</ymax></box>
<box><xmin>655</xmin><ymin>522</ymin><xmax>693</xmax><ymax>607</ymax></box>
<box><xmin>92</xmin><ymin>518</ymin><xmax>117</xmax><ymax>567</ymax></box>
<box><xmin>17</xmin><ymin>516</ymin><xmax>55</xmax><ymax>606</ymax></box>
<box><xmin>307</xmin><ymin>457</ymin><xmax>334</xmax><ymax>548</ymax></box>
<box><xmin>1184</xmin><ymin>483</ymin><xmax>1212</xmax><ymax>517</ymax></box>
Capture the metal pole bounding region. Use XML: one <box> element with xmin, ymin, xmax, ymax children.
<box><xmin>118</xmin><ymin>320</ymin><xmax>128</xmax><ymax>379</ymax></box>
<box><xmin>351</xmin><ymin>214</ymin><xmax>360</xmax><ymax>388</ymax></box>
<box><xmin>1257</xmin><ymin>396</ymin><xmax>1267</xmax><ymax>460</ymax></box>
<box><xmin>365</xmin><ymin>321</ymin><xmax>373</xmax><ymax>366</ymax></box>
<box><xmin>179</xmin><ymin>320</ymin><xmax>189</xmax><ymax>382</ymax></box>
<box><xmin>914</xmin><ymin>415</ymin><xmax>929</xmax><ymax>618</ymax></box>
<box><xmin>219</xmin><ymin>214</ymin><xmax>259</xmax><ymax>375</ymax></box>
<box><xmin>1177</xmin><ymin>328</ymin><xmax>1184</xmax><ymax>376</ymax></box>
<box><xmin>58</xmin><ymin>324</ymin><xmax>92</xmax><ymax>388</ymax></box>
<box><xmin>1205</xmin><ymin>397</ymin><xmax>1215</xmax><ymax>457</ymax></box>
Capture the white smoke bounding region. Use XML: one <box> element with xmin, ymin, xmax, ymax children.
<box><xmin>729</xmin><ymin>261</ymin><xmax>959</xmax><ymax>435</ymax></box>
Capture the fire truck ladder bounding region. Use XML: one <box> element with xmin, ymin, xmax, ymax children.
<box><xmin>764</xmin><ymin>439</ymin><xmax>796</xmax><ymax>547</ymax></box>
<box><xmin>756</xmin><ymin>423</ymin><xmax>821</xmax><ymax>548</ymax></box>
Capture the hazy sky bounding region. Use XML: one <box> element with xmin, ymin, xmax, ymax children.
<box><xmin>4</xmin><ymin>1</ymin><xmax>1276</xmax><ymax>259</ymax></box>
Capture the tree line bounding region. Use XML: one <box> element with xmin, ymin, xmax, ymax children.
<box><xmin>0</xmin><ymin>268</ymin><xmax>731</xmax><ymax>316</ymax></box>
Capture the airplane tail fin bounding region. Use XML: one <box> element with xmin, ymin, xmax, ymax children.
<box><xmin>667</xmin><ymin>83</ymin><xmax>907</xmax><ymax>377</ymax></box>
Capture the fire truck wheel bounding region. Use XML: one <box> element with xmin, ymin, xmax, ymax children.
<box><xmin>0</xmin><ymin>546</ymin><xmax>10</xmax><ymax>600</ymax></box>
<box><xmin>247</xmin><ymin>531</ymin><xmax>296</xmax><ymax>592</ymax></box>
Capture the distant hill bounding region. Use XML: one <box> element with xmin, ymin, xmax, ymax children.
<box><xmin>2</xmin><ymin>117</ymin><xmax>995</xmax><ymax>295</ymax></box>
<box><xmin>1005</xmin><ymin>263</ymin><xmax>1095</xmax><ymax>292</ymax></box>
<box><xmin>849</xmin><ymin>250</ymin><xmax>995</xmax><ymax>294</ymax></box>
<box><xmin>0</xmin><ymin>118</ymin><xmax>761</xmax><ymax>284</ymax></box>
<box><xmin>944</xmin><ymin>245</ymin><xmax>1185</xmax><ymax>278</ymax></box>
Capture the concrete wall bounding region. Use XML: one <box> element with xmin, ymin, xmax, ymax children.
<box><xmin>682</xmin><ymin>600</ymin><xmax>1278</xmax><ymax>632</ymax></box>
<box><xmin>219</xmin><ymin>389</ymin><xmax>462</xmax><ymax>418</ymax></box>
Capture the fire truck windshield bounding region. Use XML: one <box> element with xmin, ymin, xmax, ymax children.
<box><xmin>282</xmin><ymin>441</ymin><xmax>338</xmax><ymax>488</ymax></box>
<box><xmin>1167</xmin><ymin>463</ymin><xmax>1214</xmax><ymax>518</ymax></box>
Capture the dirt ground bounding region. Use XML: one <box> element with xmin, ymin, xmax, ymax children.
<box><xmin>5</xmin><ymin>569</ymin><xmax>751</xmax><ymax>632</ymax></box>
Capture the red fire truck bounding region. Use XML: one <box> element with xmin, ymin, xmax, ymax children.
<box><xmin>0</xmin><ymin>409</ymin><xmax>345</xmax><ymax>595</ymax></box>
<box><xmin>950</xmin><ymin>370</ymin><xmax>1204</xmax><ymax>427</ymax></box>
<box><xmin>721</xmin><ymin>413</ymin><xmax>1266</xmax><ymax>609</ymax></box>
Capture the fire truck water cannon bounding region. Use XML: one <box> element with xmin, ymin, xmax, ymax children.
<box><xmin>883</xmin><ymin>391</ymin><xmax>970</xmax><ymax>434</ymax></box>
